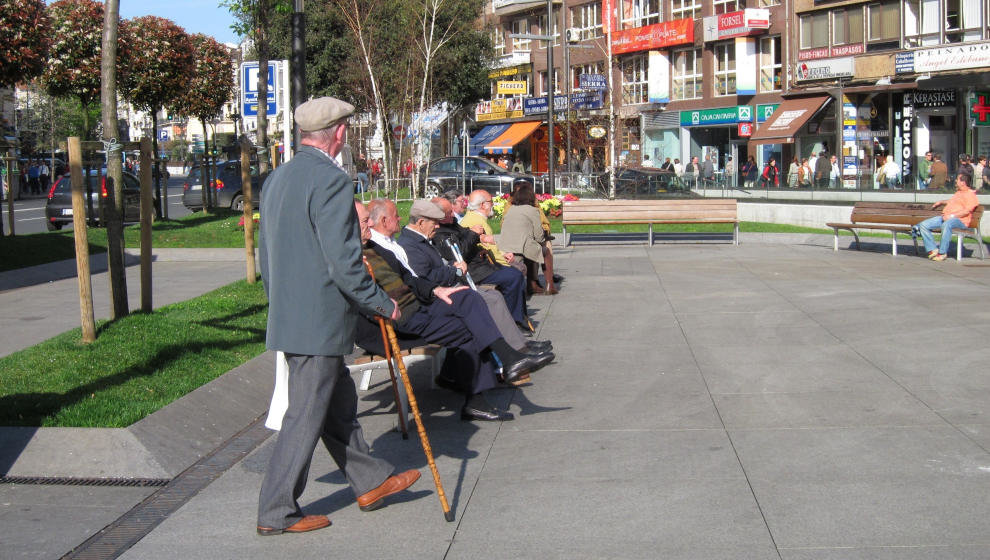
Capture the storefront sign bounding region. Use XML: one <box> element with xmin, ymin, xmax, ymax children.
<box><xmin>578</xmin><ymin>73</ymin><xmax>607</xmax><ymax>90</ymax></box>
<box><xmin>648</xmin><ymin>51</ymin><xmax>670</xmax><ymax>104</ymax></box>
<box><xmin>843</xmin><ymin>124</ymin><xmax>856</xmax><ymax>141</ymax></box>
<box><xmin>497</xmin><ymin>81</ymin><xmax>528</xmax><ymax>95</ymax></box>
<box><xmin>908</xmin><ymin>90</ymin><xmax>955</xmax><ymax>109</ymax></box>
<box><xmin>794</xmin><ymin>57</ymin><xmax>854</xmax><ymax>81</ymax></box>
<box><xmin>702</xmin><ymin>9</ymin><xmax>770</xmax><ymax>42</ymax></box>
<box><xmin>756</xmin><ymin>103</ymin><xmax>779</xmax><ymax>123</ymax></box>
<box><xmin>612</xmin><ymin>18</ymin><xmax>693</xmax><ymax>54</ymax></box>
<box><xmin>896</xmin><ymin>41</ymin><xmax>990</xmax><ymax>74</ymax></box>
<box><xmin>971</xmin><ymin>92</ymin><xmax>990</xmax><ymax>126</ymax></box>
<box><xmin>602</xmin><ymin>0</ymin><xmax>614</xmax><ymax>34</ymax></box>
<box><xmin>588</xmin><ymin>126</ymin><xmax>607</xmax><ymax>138</ymax></box>
<box><xmin>487</xmin><ymin>64</ymin><xmax>532</xmax><ymax>79</ymax></box>
<box><xmin>476</xmin><ymin>97</ymin><xmax>524</xmax><ymax>122</ymax></box>
<box><xmin>523</xmin><ymin>91</ymin><xmax>604</xmax><ymax>115</ymax></box>
<box><xmin>798</xmin><ymin>43</ymin><xmax>864</xmax><ymax>61</ymax></box>
<box><xmin>738</xmin><ymin>122</ymin><xmax>753</xmax><ymax>137</ymax></box>
<box><xmin>896</xmin><ymin>94</ymin><xmax>914</xmax><ymax>179</ymax></box>
<box><xmin>680</xmin><ymin>105</ymin><xmax>753</xmax><ymax>127</ymax></box>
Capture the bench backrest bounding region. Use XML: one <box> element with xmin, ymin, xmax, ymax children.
<box><xmin>563</xmin><ymin>198</ymin><xmax>737</xmax><ymax>224</ymax></box>
<box><xmin>850</xmin><ymin>201</ymin><xmax>984</xmax><ymax>229</ymax></box>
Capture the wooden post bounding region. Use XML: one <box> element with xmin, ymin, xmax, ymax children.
<box><xmin>139</xmin><ymin>138</ymin><xmax>154</xmax><ymax>311</ymax></box>
<box><xmin>6</xmin><ymin>150</ymin><xmax>16</xmax><ymax>236</ymax></box>
<box><xmin>69</xmin><ymin>137</ymin><xmax>96</xmax><ymax>343</ymax></box>
<box><xmin>270</xmin><ymin>144</ymin><xmax>280</xmax><ymax>170</ymax></box>
<box><xmin>240</xmin><ymin>138</ymin><xmax>257</xmax><ymax>284</ymax></box>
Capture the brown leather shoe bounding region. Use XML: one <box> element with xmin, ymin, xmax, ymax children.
<box><xmin>257</xmin><ymin>514</ymin><xmax>331</xmax><ymax>536</ymax></box>
<box><xmin>357</xmin><ymin>469</ymin><xmax>421</xmax><ymax>512</ymax></box>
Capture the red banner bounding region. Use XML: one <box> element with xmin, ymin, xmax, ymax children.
<box><xmin>611</xmin><ymin>18</ymin><xmax>694</xmax><ymax>55</ymax></box>
<box><xmin>602</xmin><ymin>0</ymin><xmax>613</xmax><ymax>34</ymax></box>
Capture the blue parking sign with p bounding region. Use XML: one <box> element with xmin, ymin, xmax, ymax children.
<box><xmin>242</xmin><ymin>61</ymin><xmax>278</xmax><ymax>117</ymax></box>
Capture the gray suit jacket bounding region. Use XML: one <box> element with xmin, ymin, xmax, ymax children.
<box><xmin>259</xmin><ymin>145</ymin><xmax>393</xmax><ymax>356</ymax></box>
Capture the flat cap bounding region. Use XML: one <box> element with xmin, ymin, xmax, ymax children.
<box><xmin>409</xmin><ymin>199</ymin><xmax>446</xmax><ymax>222</ymax></box>
<box><xmin>294</xmin><ymin>97</ymin><xmax>355</xmax><ymax>132</ymax></box>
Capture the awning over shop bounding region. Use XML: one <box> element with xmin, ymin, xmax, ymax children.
<box><xmin>484</xmin><ymin>121</ymin><xmax>542</xmax><ymax>154</ymax></box>
<box><xmin>748</xmin><ymin>95</ymin><xmax>832</xmax><ymax>145</ymax></box>
<box><xmin>469</xmin><ymin>124</ymin><xmax>512</xmax><ymax>156</ymax></box>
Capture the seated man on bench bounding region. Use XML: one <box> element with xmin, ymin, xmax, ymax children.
<box><xmin>915</xmin><ymin>173</ymin><xmax>979</xmax><ymax>261</ymax></box>
<box><xmin>356</xmin><ymin>201</ymin><xmax>548</xmax><ymax>422</ymax></box>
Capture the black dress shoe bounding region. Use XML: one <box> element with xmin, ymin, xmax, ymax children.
<box><xmin>434</xmin><ymin>375</ymin><xmax>461</xmax><ymax>392</ymax></box>
<box><xmin>461</xmin><ymin>404</ymin><xmax>514</xmax><ymax>421</ymax></box>
<box><xmin>530</xmin><ymin>351</ymin><xmax>555</xmax><ymax>370</ymax></box>
<box><xmin>501</xmin><ymin>355</ymin><xmax>542</xmax><ymax>384</ymax></box>
<box><xmin>552</xmin><ymin>274</ymin><xmax>564</xmax><ymax>283</ymax></box>
<box><xmin>526</xmin><ymin>340</ymin><xmax>552</xmax><ymax>353</ymax></box>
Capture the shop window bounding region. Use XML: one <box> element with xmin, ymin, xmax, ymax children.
<box><xmin>570</xmin><ymin>3</ymin><xmax>603</xmax><ymax>41</ymax></box>
<box><xmin>571</xmin><ymin>62</ymin><xmax>604</xmax><ymax>90</ymax></box>
<box><xmin>714</xmin><ymin>43</ymin><xmax>736</xmax><ymax>96</ymax></box>
<box><xmin>672</xmin><ymin>47</ymin><xmax>701</xmax><ymax>101</ymax></box>
<box><xmin>492</xmin><ymin>27</ymin><xmax>506</xmax><ymax>58</ymax></box>
<box><xmin>944</xmin><ymin>0</ymin><xmax>983</xmax><ymax>42</ymax></box>
<box><xmin>620</xmin><ymin>0</ymin><xmax>661</xmax><ymax>29</ymax></box>
<box><xmin>867</xmin><ymin>1</ymin><xmax>900</xmax><ymax>51</ymax></box>
<box><xmin>759</xmin><ymin>36</ymin><xmax>781</xmax><ymax>93</ymax></box>
<box><xmin>832</xmin><ymin>6</ymin><xmax>864</xmax><ymax>45</ymax></box>
<box><xmin>799</xmin><ymin>11</ymin><xmax>828</xmax><ymax>49</ymax></box>
<box><xmin>621</xmin><ymin>54</ymin><xmax>648</xmax><ymax>105</ymax></box>
<box><xmin>537</xmin><ymin>14</ymin><xmax>560</xmax><ymax>48</ymax></box>
<box><xmin>713</xmin><ymin>0</ymin><xmax>742</xmax><ymax>15</ymax></box>
<box><xmin>621</xmin><ymin>121</ymin><xmax>640</xmax><ymax>152</ymax></box>
<box><xmin>511</xmin><ymin>18</ymin><xmax>530</xmax><ymax>52</ymax></box>
<box><xmin>903</xmin><ymin>0</ymin><xmax>941</xmax><ymax>46</ymax></box>
<box><xmin>671</xmin><ymin>0</ymin><xmax>700</xmax><ymax>20</ymax></box>
<box><xmin>540</xmin><ymin>70</ymin><xmax>562</xmax><ymax>95</ymax></box>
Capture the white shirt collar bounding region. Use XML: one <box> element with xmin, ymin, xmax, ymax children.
<box><xmin>370</xmin><ymin>229</ymin><xmax>418</xmax><ymax>277</ymax></box>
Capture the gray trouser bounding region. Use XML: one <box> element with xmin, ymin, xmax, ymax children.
<box><xmin>257</xmin><ymin>354</ymin><xmax>394</xmax><ymax>529</ymax></box>
<box><xmin>478</xmin><ymin>287</ymin><xmax>527</xmax><ymax>350</ymax></box>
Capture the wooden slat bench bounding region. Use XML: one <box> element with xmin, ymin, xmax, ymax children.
<box><xmin>825</xmin><ymin>201</ymin><xmax>986</xmax><ymax>260</ymax></box>
<box><xmin>561</xmin><ymin>199</ymin><xmax>739</xmax><ymax>246</ymax></box>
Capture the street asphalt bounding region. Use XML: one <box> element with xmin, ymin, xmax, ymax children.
<box><xmin>3</xmin><ymin>233</ymin><xmax>990</xmax><ymax>559</ymax></box>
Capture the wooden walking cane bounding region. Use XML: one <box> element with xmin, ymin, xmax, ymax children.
<box><xmin>363</xmin><ymin>257</ymin><xmax>455</xmax><ymax>522</ymax></box>
<box><xmin>376</xmin><ymin>317</ymin><xmax>409</xmax><ymax>439</ymax></box>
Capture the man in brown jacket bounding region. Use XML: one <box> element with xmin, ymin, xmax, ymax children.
<box><xmin>929</xmin><ymin>153</ymin><xmax>948</xmax><ymax>190</ymax></box>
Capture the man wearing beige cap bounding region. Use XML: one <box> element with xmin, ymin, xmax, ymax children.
<box><xmin>257</xmin><ymin>97</ymin><xmax>420</xmax><ymax>536</ymax></box>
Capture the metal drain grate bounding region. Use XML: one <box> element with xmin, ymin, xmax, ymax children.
<box><xmin>60</xmin><ymin>415</ymin><xmax>273</xmax><ymax>560</ymax></box>
<box><xmin>0</xmin><ymin>476</ymin><xmax>170</xmax><ymax>487</ymax></box>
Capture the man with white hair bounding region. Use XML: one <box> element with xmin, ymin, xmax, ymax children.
<box><xmin>459</xmin><ymin>190</ymin><xmax>526</xmax><ymax>276</ymax></box>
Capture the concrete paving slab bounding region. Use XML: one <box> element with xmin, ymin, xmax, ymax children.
<box><xmin>0</xmin><ymin>427</ymin><xmax>170</xmax><ymax>478</ymax></box>
<box><xmin>779</xmin><ymin>545</ymin><xmax>990</xmax><ymax>559</ymax></box>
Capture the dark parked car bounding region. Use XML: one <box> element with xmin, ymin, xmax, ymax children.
<box><xmin>183</xmin><ymin>160</ymin><xmax>261</xmax><ymax>211</ymax></box>
<box><xmin>44</xmin><ymin>170</ymin><xmax>158</xmax><ymax>230</ymax></box>
<box><xmin>418</xmin><ymin>156</ymin><xmax>544</xmax><ymax>197</ymax></box>
<box><xmin>600</xmin><ymin>166</ymin><xmax>693</xmax><ymax>197</ymax></box>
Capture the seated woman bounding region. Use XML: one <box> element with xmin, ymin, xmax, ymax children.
<box><xmin>501</xmin><ymin>182</ymin><xmax>557</xmax><ymax>295</ymax></box>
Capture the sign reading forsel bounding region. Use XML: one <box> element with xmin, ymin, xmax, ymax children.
<box><xmin>702</xmin><ymin>9</ymin><xmax>770</xmax><ymax>42</ymax></box>
<box><xmin>611</xmin><ymin>18</ymin><xmax>693</xmax><ymax>54</ymax></box>
<box><xmin>794</xmin><ymin>57</ymin><xmax>854</xmax><ymax>81</ymax></box>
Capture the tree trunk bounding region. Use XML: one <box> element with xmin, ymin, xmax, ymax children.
<box><xmin>101</xmin><ymin>0</ymin><xmax>129</xmax><ymax>318</ymax></box>
<box><xmin>200</xmin><ymin>117</ymin><xmax>211</xmax><ymax>214</ymax></box>
<box><xmin>256</xmin><ymin>0</ymin><xmax>270</xmax><ymax>180</ymax></box>
<box><xmin>240</xmin><ymin>138</ymin><xmax>256</xmax><ymax>284</ymax></box>
<box><xmin>152</xmin><ymin>110</ymin><xmax>165</xmax><ymax>219</ymax></box>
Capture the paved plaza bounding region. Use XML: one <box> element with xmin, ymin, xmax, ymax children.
<box><xmin>3</xmin><ymin>236</ymin><xmax>990</xmax><ymax>559</ymax></box>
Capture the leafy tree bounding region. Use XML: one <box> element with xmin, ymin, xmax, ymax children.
<box><xmin>41</xmin><ymin>0</ymin><xmax>111</xmax><ymax>139</ymax></box>
<box><xmin>169</xmin><ymin>34</ymin><xmax>235</xmax><ymax>212</ymax></box>
<box><xmin>0</xmin><ymin>0</ymin><xmax>51</xmax><ymax>88</ymax></box>
<box><xmin>119</xmin><ymin>16</ymin><xmax>194</xmax><ymax>219</ymax></box>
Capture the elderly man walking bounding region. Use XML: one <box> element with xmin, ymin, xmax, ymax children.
<box><xmin>256</xmin><ymin>97</ymin><xmax>420</xmax><ymax>536</ymax></box>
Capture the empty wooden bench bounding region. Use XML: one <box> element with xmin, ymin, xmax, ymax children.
<box><xmin>561</xmin><ymin>199</ymin><xmax>739</xmax><ymax>246</ymax></box>
<box><xmin>825</xmin><ymin>201</ymin><xmax>986</xmax><ymax>260</ymax></box>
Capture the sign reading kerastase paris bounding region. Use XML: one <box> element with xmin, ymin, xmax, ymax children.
<box><xmin>611</xmin><ymin>18</ymin><xmax>693</xmax><ymax>54</ymax></box>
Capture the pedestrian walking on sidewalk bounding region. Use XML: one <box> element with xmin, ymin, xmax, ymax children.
<box><xmin>256</xmin><ymin>96</ymin><xmax>420</xmax><ymax>537</ymax></box>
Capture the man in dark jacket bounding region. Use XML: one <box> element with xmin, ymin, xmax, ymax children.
<box><xmin>814</xmin><ymin>151</ymin><xmax>831</xmax><ymax>189</ymax></box>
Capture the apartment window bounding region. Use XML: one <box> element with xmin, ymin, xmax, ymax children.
<box><xmin>671</xmin><ymin>47</ymin><xmax>701</xmax><ymax>100</ymax></box>
<box><xmin>570</xmin><ymin>3</ymin><xmax>603</xmax><ymax>40</ymax></box>
<box><xmin>713</xmin><ymin>43</ymin><xmax>736</xmax><ymax>96</ymax></box>
<box><xmin>538</xmin><ymin>14</ymin><xmax>560</xmax><ymax>47</ymax></box>
<box><xmin>713</xmin><ymin>0</ymin><xmax>742</xmax><ymax>15</ymax></box>
<box><xmin>799</xmin><ymin>11</ymin><xmax>829</xmax><ymax>49</ymax></box>
<box><xmin>671</xmin><ymin>0</ymin><xmax>700</xmax><ymax>20</ymax></box>
<box><xmin>759</xmin><ymin>36</ymin><xmax>781</xmax><ymax>92</ymax></box>
<box><xmin>622</xmin><ymin>54</ymin><xmax>648</xmax><ymax>105</ymax></box>
<box><xmin>620</xmin><ymin>0</ymin><xmax>661</xmax><ymax>29</ymax></box>
<box><xmin>540</xmin><ymin>69</ymin><xmax>561</xmax><ymax>95</ymax></box>
<box><xmin>832</xmin><ymin>6</ymin><xmax>864</xmax><ymax>45</ymax></box>
<box><xmin>492</xmin><ymin>27</ymin><xmax>506</xmax><ymax>57</ymax></box>
<box><xmin>511</xmin><ymin>18</ymin><xmax>530</xmax><ymax>52</ymax></box>
<box><xmin>867</xmin><ymin>1</ymin><xmax>900</xmax><ymax>44</ymax></box>
<box><xmin>571</xmin><ymin>62</ymin><xmax>604</xmax><ymax>90</ymax></box>
<box><xmin>903</xmin><ymin>0</ymin><xmax>941</xmax><ymax>46</ymax></box>
<box><xmin>758</xmin><ymin>0</ymin><xmax>780</xmax><ymax>5</ymax></box>
<box><xmin>945</xmin><ymin>0</ymin><xmax>984</xmax><ymax>42</ymax></box>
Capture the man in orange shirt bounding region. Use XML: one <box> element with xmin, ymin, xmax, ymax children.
<box><xmin>915</xmin><ymin>173</ymin><xmax>980</xmax><ymax>261</ymax></box>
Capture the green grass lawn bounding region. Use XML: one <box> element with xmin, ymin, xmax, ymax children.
<box><xmin>0</xmin><ymin>278</ymin><xmax>268</xmax><ymax>427</ymax></box>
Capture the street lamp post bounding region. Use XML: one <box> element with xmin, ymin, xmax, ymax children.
<box><xmin>291</xmin><ymin>0</ymin><xmax>306</xmax><ymax>153</ymax></box>
<box><xmin>546</xmin><ymin>0</ymin><xmax>555</xmax><ymax>195</ymax></box>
